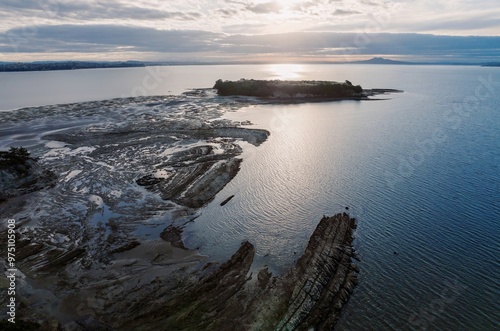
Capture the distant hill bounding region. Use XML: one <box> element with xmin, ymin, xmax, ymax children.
<box><xmin>349</xmin><ymin>57</ymin><xmax>412</xmax><ymax>65</ymax></box>
<box><xmin>481</xmin><ymin>62</ymin><xmax>500</xmax><ymax>67</ymax></box>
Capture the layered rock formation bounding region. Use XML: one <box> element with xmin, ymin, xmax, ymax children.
<box><xmin>136</xmin><ymin>146</ymin><xmax>243</xmax><ymax>209</ymax></box>
<box><xmin>119</xmin><ymin>213</ymin><xmax>358</xmax><ymax>331</ymax></box>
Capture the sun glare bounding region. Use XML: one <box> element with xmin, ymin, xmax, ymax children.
<box><xmin>268</xmin><ymin>64</ymin><xmax>305</xmax><ymax>80</ymax></box>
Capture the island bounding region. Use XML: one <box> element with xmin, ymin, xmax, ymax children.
<box><xmin>213</xmin><ymin>78</ymin><xmax>401</xmax><ymax>100</ymax></box>
<box><xmin>214</xmin><ymin>78</ymin><xmax>362</xmax><ymax>97</ymax></box>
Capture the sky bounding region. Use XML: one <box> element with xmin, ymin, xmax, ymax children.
<box><xmin>0</xmin><ymin>0</ymin><xmax>499</xmax><ymax>63</ymax></box>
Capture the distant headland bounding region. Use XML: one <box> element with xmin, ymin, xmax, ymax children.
<box><xmin>0</xmin><ymin>60</ymin><xmax>147</xmax><ymax>72</ymax></box>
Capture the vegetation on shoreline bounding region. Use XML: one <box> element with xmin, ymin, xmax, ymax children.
<box><xmin>214</xmin><ymin>79</ymin><xmax>363</xmax><ymax>98</ymax></box>
<box><xmin>0</xmin><ymin>147</ymin><xmax>32</xmax><ymax>175</ymax></box>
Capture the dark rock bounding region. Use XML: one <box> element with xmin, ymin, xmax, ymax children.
<box><xmin>0</xmin><ymin>319</ymin><xmax>41</xmax><ymax>330</ymax></box>
<box><xmin>160</xmin><ymin>225</ymin><xmax>186</xmax><ymax>249</ymax></box>
<box><xmin>136</xmin><ymin>175</ymin><xmax>163</xmax><ymax>187</ymax></box>
<box><xmin>110</xmin><ymin>241</ymin><xmax>141</xmax><ymax>254</ymax></box>
<box><xmin>220</xmin><ymin>195</ymin><xmax>235</xmax><ymax>206</ymax></box>
<box><xmin>257</xmin><ymin>267</ymin><xmax>272</xmax><ymax>290</ymax></box>
<box><xmin>0</xmin><ymin>148</ymin><xmax>57</xmax><ymax>202</ymax></box>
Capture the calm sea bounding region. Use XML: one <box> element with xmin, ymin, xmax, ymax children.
<box><xmin>1</xmin><ymin>64</ymin><xmax>499</xmax><ymax>330</ymax></box>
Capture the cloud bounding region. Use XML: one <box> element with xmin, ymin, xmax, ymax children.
<box><xmin>0</xmin><ymin>0</ymin><xmax>203</xmax><ymax>22</ymax></box>
<box><xmin>246</xmin><ymin>1</ymin><xmax>283</xmax><ymax>14</ymax></box>
<box><xmin>394</xmin><ymin>9</ymin><xmax>500</xmax><ymax>34</ymax></box>
<box><xmin>217</xmin><ymin>8</ymin><xmax>241</xmax><ymax>17</ymax></box>
<box><xmin>1</xmin><ymin>0</ymin><xmax>499</xmax><ymax>39</ymax></box>
<box><xmin>222</xmin><ymin>23</ymin><xmax>269</xmax><ymax>34</ymax></box>
<box><xmin>0</xmin><ymin>24</ymin><xmax>219</xmax><ymax>54</ymax></box>
<box><xmin>333</xmin><ymin>9</ymin><xmax>361</xmax><ymax>15</ymax></box>
<box><xmin>291</xmin><ymin>1</ymin><xmax>318</xmax><ymax>12</ymax></box>
<box><xmin>1</xmin><ymin>23</ymin><xmax>499</xmax><ymax>62</ymax></box>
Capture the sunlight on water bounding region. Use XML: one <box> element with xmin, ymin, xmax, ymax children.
<box><xmin>266</xmin><ymin>64</ymin><xmax>305</xmax><ymax>80</ymax></box>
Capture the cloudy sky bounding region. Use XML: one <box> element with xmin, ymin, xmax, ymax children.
<box><xmin>0</xmin><ymin>0</ymin><xmax>499</xmax><ymax>63</ymax></box>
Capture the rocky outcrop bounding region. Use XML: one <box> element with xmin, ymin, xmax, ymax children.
<box><xmin>271</xmin><ymin>213</ymin><xmax>358</xmax><ymax>330</ymax></box>
<box><xmin>133</xmin><ymin>130</ymin><xmax>259</xmax><ymax>209</ymax></box>
<box><xmin>160</xmin><ymin>225</ymin><xmax>185</xmax><ymax>249</ymax></box>
<box><xmin>0</xmin><ymin>148</ymin><xmax>56</xmax><ymax>202</ymax></box>
<box><xmin>119</xmin><ymin>213</ymin><xmax>358</xmax><ymax>331</ymax></box>
<box><xmin>123</xmin><ymin>241</ymin><xmax>255</xmax><ymax>330</ymax></box>
<box><xmin>137</xmin><ymin>158</ymin><xmax>242</xmax><ymax>209</ymax></box>
<box><xmin>220</xmin><ymin>194</ymin><xmax>235</xmax><ymax>206</ymax></box>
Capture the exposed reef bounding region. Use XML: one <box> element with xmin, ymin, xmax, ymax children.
<box><xmin>118</xmin><ymin>213</ymin><xmax>358</xmax><ymax>331</ymax></box>
<box><xmin>213</xmin><ymin>78</ymin><xmax>402</xmax><ymax>101</ymax></box>
<box><xmin>136</xmin><ymin>146</ymin><xmax>243</xmax><ymax>208</ymax></box>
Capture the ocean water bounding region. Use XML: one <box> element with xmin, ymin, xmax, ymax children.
<box><xmin>1</xmin><ymin>64</ymin><xmax>499</xmax><ymax>330</ymax></box>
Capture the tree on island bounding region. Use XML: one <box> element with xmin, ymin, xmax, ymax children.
<box><xmin>0</xmin><ymin>147</ymin><xmax>32</xmax><ymax>175</ymax></box>
<box><xmin>213</xmin><ymin>79</ymin><xmax>362</xmax><ymax>98</ymax></box>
